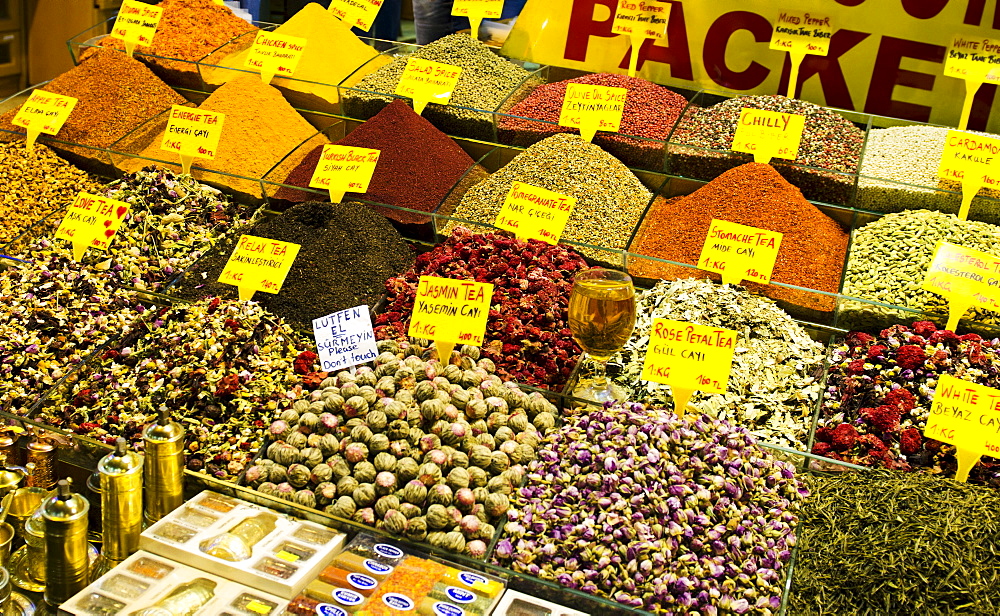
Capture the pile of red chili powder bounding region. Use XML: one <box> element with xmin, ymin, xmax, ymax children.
<box><xmin>498</xmin><ymin>73</ymin><xmax>689</xmax><ymax>170</ymax></box>
<box><xmin>628</xmin><ymin>163</ymin><xmax>847</xmax><ymax>314</ymax></box>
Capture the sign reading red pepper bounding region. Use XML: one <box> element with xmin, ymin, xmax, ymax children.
<box><xmin>11</xmin><ymin>91</ymin><xmax>77</xmax><ymax>152</ymax></box>
<box><xmin>160</xmin><ymin>105</ymin><xmax>225</xmax><ymax>176</ymax></box>
<box><xmin>409</xmin><ymin>276</ymin><xmax>494</xmax><ymax>363</ymax></box>
<box><xmin>769</xmin><ymin>10</ymin><xmax>832</xmax><ymax>98</ymax></box>
<box><xmin>54</xmin><ymin>192</ymin><xmax>131</xmax><ymax>261</ymax></box>
<box><xmin>611</xmin><ymin>0</ymin><xmax>669</xmax><ymax>77</ymax></box>
<box><xmin>926</xmin><ymin>374</ymin><xmax>1000</xmax><ymax>482</ymax></box>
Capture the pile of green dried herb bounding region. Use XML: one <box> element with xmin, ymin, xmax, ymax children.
<box><xmin>790</xmin><ymin>471</ymin><xmax>1000</xmax><ymax>616</ymax></box>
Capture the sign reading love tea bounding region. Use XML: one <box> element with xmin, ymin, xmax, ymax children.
<box><xmin>245</xmin><ymin>31</ymin><xmax>307</xmax><ymax>85</ymax></box>
<box><xmin>937</xmin><ymin>130</ymin><xmax>1000</xmax><ymax>220</ymax></box>
<box><xmin>329</xmin><ymin>0</ymin><xmax>385</xmax><ymax>32</ymax></box>
<box><xmin>308</xmin><ymin>145</ymin><xmax>380</xmax><ymax>204</ymax></box>
<box><xmin>944</xmin><ymin>34</ymin><xmax>1000</xmax><ymax>130</ymax></box>
<box><xmin>494</xmin><ymin>181</ymin><xmax>576</xmax><ymax>245</ymax></box>
<box><xmin>922</xmin><ymin>241</ymin><xmax>1000</xmax><ymax>331</ymax></box>
<box><xmin>160</xmin><ymin>106</ymin><xmax>225</xmax><ymax>175</ymax></box>
<box><xmin>111</xmin><ymin>0</ymin><xmax>164</xmax><ymax>57</ymax></box>
<box><xmin>698</xmin><ymin>219</ymin><xmax>782</xmax><ymax>286</ymax></box>
<box><xmin>452</xmin><ymin>0</ymin><xmax>502</xmax><ymax>40</ymax></box>
<box><xmin>559</xmin><ymin>83</ymin><xmax>626</xmax><ymax>143</ymax></box>
<box><xmin>409</xmin><ymin>276</ymin><xmax>494</xmax><ymax>363</ymax></box>
<box><xmin>218</xmin><ymin>235</ymin><xmax>301</xmax><ymax>302</ymax></box>
<box><xmin>395</xmin><ymin>58</ymin><xmax>462</xmax><ymax>115</ymax></box>
<box><xmin>640</xmin><ymin>319</ymin><xmax>736</xmax><ymax>417</ymax></box>
<box><xmin>732</xmin><ymin>108</ymin><xmax>805</xmax><ymax>164</ymax></box>
<box><xmin>11</xmin><ymin>91</ymin><xmax>77</xmax><ymax>152</ymax></box>
<box><xmin>55</xmin><ymin>192</ymin><xmax>131</xmax><ymax>261</ymax></box>
<box><xmin>313</xmin><ymin>306</ymin><xmax>378</xmax><ymax>372</ymax></box>
<box><xmin>926</xmin><ymin>374</ymin><xmax>1000</xmax><ymax>482</ymax></box>
<box><xmin>611</xmin><ymin>0</ymin><xmax>669</xmax><ymax>77</ymax></box>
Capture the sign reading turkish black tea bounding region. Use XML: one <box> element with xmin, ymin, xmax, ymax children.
<box><xmin>308</xmin><ymin>145</ymin><xmax>381</xmax><ymax>204</ymax></box>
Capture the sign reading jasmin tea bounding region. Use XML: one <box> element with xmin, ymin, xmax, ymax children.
<box><xmin>452</xmin><ymin>0</ymin><xmax>503</xmax><ymax>41</ymax></box>
<box><xmin>640</xmin><ymin>319</ymin><xmax>737</xmax><ymax>417</ymax></box>
<box><xmin>611</xmin><ymin>0</ymin><xmax>669</xmax><ymax>77</ymax></box>
<box><xmin>160</xmin><ymin>106</ymin><xmax>225</xmax><ymax>176</ymax></box>
<box><xmin>395</xmin><ymin>58</ymin><xmax>462</xmax><ymax>115</ymax></box>
<box><xmin>329</xmin><ymin>0</ymin><xmax>385</xmax><ymax>32</ymax></box>
<box><xmin>922</xmin><ymin>241</ymin><xmax>1000</xmax><ymax>331</ymax></box>
<box><xmin>11</xmin><ymin>91</ymin><xmax>78</xmax><ymax>152</ymax></box>
<box><xmin>943</xmin><ymin>34</ymin><xmax>1000</xmax><ymax>130</ymax></box>
<box><xmin>698</xmin><ymin>219</ymin><xmax>782</xmax><ymax>286</ymax></box>
<box><xmin>218</xmin><ymin>235</ymin><xmax>301</xmax><ymax>302</ymax></box>
<box><xmin>55</xmin><ymin>192</ymin><xmax>131</xmax><ymax>261</ymax></box>
<box><xmin>926</xmin><ymin>374</ymin><xmax>1000</xmax><ymax>482</ymax></box>
<box><xmin>245</xmin><ymin>31</ymin><xmax>307</xmax><ymax>85</ymax></box>
<box><xmin>313</xmin><ymin>306</ymin><xmax>378</xmax><ymax>372</ymax></box>
<box><xmin>409</xmin><ymin>276</ymin><xmax>494</xmax><ymax>362</ymax></box>
<box><xmin>111</xmin><ymin>0</ymin><xmax>164</xmax><ymax>57</ymax></box>
<box><xmin>558</xmin><ymin>83</ymin><xmax>626</xmax><ymax>143</ymax></box>
<box><xmin>308</xmin><ymin>145</ymin><xmax>381</xmax><ymax>204</ymax></box>
<box><xmin>732</xmin><ymin>108</ymin><xmax>805</xmax><ymax>164</ymax></box>
<box><xmin>937</xmin><ymin>130</ymin><xmax>1000</xmax><ymax>220</ymax></box>
<box><xmin>768</xmin><ymin>10</ymin><xmax>832</xmax><ymax>97</ymax></box>
<box><xmin>494</xmin><ymin>181</ymin><xmax>576</xmax><ymax>245</ymax></box>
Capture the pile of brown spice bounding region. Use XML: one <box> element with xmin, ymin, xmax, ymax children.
<box><xmin>628</xmin><ymin>163</ymin><xmax>847</xmax><ymax>314</ymax></box>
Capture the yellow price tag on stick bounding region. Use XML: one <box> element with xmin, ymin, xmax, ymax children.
<box><xmin>11</xmin><ymin>91</ymin><xmax>77</xmax><ymax>152</ymax></box>
<box><xmin>395</xmin><ymin>58</ymin><xmax>462</xmax><ymax>115</ymax></box>
<box><xmin>452</xmin><ymin>0</ymin><xmax>502</xmax><ymax>40</ymax></box>
<box><xmin>308</xmin><ymin>145</ymin><xmax>381</xmax><ymax>204</ymax></box>
<box><xmin>245</xmin><ymin>31</ymin><xmax>307</xmax><ymax>85</ymax></box>
<box><xmin>160</xmin><ymin>106</ymin><xmax>225</xmax><ymax>176</ymax></box>
<box><xmin>54</xmin><ymin>192</ymin><xmax>131</xmax><ymax>261</ymax></box>
<box><xmin>944</xmin><ymin>34</ymin><xmax>1000</xmax><ymax>130</ymax></box>
<box><xmin>922</xmin><ymin>241</ymin><xmax>1000</xmax><ymax>331</ymax></box>
<box><xmin>937</xmin><ymin>130</ymin><xmax>1000</xmax><ymax>220</ymax></box>
<box><xmin>110</xmin><ymin>0</ymin><xmax>164</xmax><ymax>57</ymax></box>
<box><xmin>926</xmin><ymin>374</ymin><xmax>1000</xmax><ymax>482</ymax></box>
<box><xmin>769</xmin><ymin>10</ymin><xmax>832</xmax><ymax>98</ymax></box>
<box><xmin>731</xmin><ymin>108</ymin><xmax>805</xmax><ymax>164</ymax></box>
<box><xmin>494</xmin><ymin>181</ymin><xmax>576</xmax><ymax>245</ymax></box>
<box><xmin>558</xmin><ymin>83</ymin><xmax>626</xmax><ymax>143</ymax></box>
<box><xmin>218</xmin><ymin>235</ymin><xmax>301</xmax><ymax>302</ymax></box>
<box><xmin>409</xmin><ymin>276</ymin><xmax>494</xmax><ymax>363</ymax></box>
<box><xmin>611</xmin><ymin>0</ymin><xmax>669</xmax><ymax>77</ymax></box>
<box><xmin>698</xmin><ymin>219</ymin><xmax>782</xmax><ymax>286</ymax></box>
<box><xmin>329</xmin><ymin>0</ymin><xmax>385</xmax><ymax>32</ymax></box>
<box><xmin>640</xmin><ymin>319</ymin><xmax>736</xmax><ymax>417</ymax></box>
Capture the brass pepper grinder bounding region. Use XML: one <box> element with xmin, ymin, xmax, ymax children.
<box><xmin>0</xmin><ymin>427</ymin><xmax>22</xmax><ymax>467</ymax></box>
<box><xmin>26</xmin><ymin>430</ymin><xmax>57</xmax><ymax>490</ymax></box>
<box><xmin>98</xmin><ymin>437</ymin><xmax>143</xmax><ymax>563</ymax></box>
<box><xmin>142</xmin><ymin>409</ymin><xmax>185</xmax><ymax>523</ymax></box>
<box><xmin>42</xmin><ymin>479</ymin><xmax>89</xmax><ymax>606</ymax></box>
<box><xmin>0</xmin><ymin>454</ymin><xmax>26</xmax><ymax>499</ymax></box>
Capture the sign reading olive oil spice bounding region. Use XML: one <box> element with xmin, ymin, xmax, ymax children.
<box><xmin>218</xmin><ymin>235</ymin><xmax>301</xmax><ymax>302</ymax></box>
<box><xmin>312</xmin><ymin>306</ymin><xmax>378</xmax><ymax>372</ymax></box>
<box><xmin>395</xmin><ymin>58</ymin><xmax>462</xmax><ymax>115</ymax></box>
<box><xmin>926</xmin><ymin>374</ymin><xmax>1000</xmax><ymax>482</ymax></box>
<box><xmin>308</xmin><ymin>145</ymin><xmax>381</xmax><ymax>204</ymax></box>
<box><xmin>409</xmin><ymin>276</ymin><xmax>494</xmax><ymax>363</ymax></box>
<box><xmin>611</xmin><ymin>0</ymin><xmax>669</xmax><ymax>77</ymax></box>
<box><xmin>769</xmin><ymin>10</ymin><xmax>832</xmax><ymax>98</ymax></box>
<box><xmin>922</xmin><ymin>241</ymin><xmax>1000</xmax><ymax>330</ymax></box>
<box><xmin>698</xmin><ymin>220</ymin><xmax>782</xmax><ymax>286</ymax></box>
<box><xmin>110</xmin><ymin>0</ymin><xmax>164</xmax><ymax>57</ymax></box>
<box><xmin>640</xmin><ymin>319</ymin><xmax>736</xmax><ymax>417</ymax></box>
<box><xmin>943</xmin><ymin>34</ymin><xmax>1000</xmax><ymax>130</ymax></box>
<box><xmin>937</xmin><ymin>130</ymin><xmax>1000</xmax><ymax>220</ymax></box>
<box><xmin>494</xmin><ymin>181</ymin><xmax>576</xmax><ymax>245</ymax></box>
<box><xmin>245</xmin><ymin>31</ymin><xmax>307</xmax><ymax>85</ymax></box>
<box><xmin>160</xmin><ymin>106</ymin><xmax>225</xmax><ymax>176</ymax></box>
<box><xmin>731</xmin><ymin>108</ymin><xmax>805</xmax><ymax>164</ymax></box>
<box><xmin>329</xmin><ymin>0</ymin><xmax>385</xmax><ymax>32</ymax></box>
<box><xmin>55</xmin><ymin>192</ymin><xmax>131</xmax><ymax>261</ymax></box>
<box><xmin>452</xmin><ymin>0</ymin><xmax>503</xmax><ymax>41</ymax></box>
<box><xmin>558</xmin><ymin>83</ymin><xmax>626</xmax><ymax>143</ymax></box>
<box><xmin>11</xmin><ymin>91</ymin><xmax>77</xmax><ymax>152</ymax></box>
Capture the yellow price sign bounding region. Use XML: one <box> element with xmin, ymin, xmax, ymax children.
<box><xmin>640</xmin><ymin>319</ymin><xmax>737</xmax><ymax>417</ymax></box>
<box><xmin>54</xmin><ymin>192</ymin><xmax>131</xmax><ymax>261</ymax></box>
<box><xmin>308</xmin><ymin>145</ymin><xmax>381</xmax><ymax>204</ymax></box>
<box><xmin>769</xmin><ymin>10</ymin><xmax>832</xmax><ymax>97</ymax></box>
<box><xmin>160</xmin><ymin>106</ymin><xmax>225</xmax><ymax>175</ymax></box>
<box><xmin>558</xmin><ymin>83</ymin><xmax>626</xmax><ymax>143</ymax></box>
<box><xmin>922</xmin><ymin>241</ymin><xmax>1000</xmax><ymax>331</ymax></box>
<box><xmin>452</xmin><ymin>0</ymin><xmax>503</xmax><ymax>40</ymax></box>
<box><xmin>698</xmin><ymin>219</ymin><xmax>782</xmax><ymax>286</ymax></box>
<box><xmin>245</xmin><ymin>31</ymin><xmax>307</xmax><ymax>85</ymax></box>
<box><xmin>926</xmin><ymin>374</ymin><xmax>1000</xmax><ymax>482</ymax></box>
<box><xmin>218</xmin><ymin>235</ymin><xmax>301</xmax><ymax>302</ymax></box>
<box><xmin>110</xmin><ymin>0</ymin><xmax>164</xmax><ymax>57</ymax></box>
<box><xmin>731</xmin><ymin>108</ymin><xmax>805</xmax><ymax>164</ymax></box>
<box><xmin>395</xmin><ymin>57</ymin><xmax>462</xmax><ymax>115</ymax></box>
<box><xmin>11</xmin><ymin>90</ymin><xmax>77</xmax><ymax>152</ymax></box>
<box><xmin>494</xmin><ymin>181</ymin><xmax>576</xmax><ymax>245</ymax></box>
<box><xmin>944</xmin><ymin>34</ymin><xmax>1000</xmax><ymax>130</ymax></box>
<box><xmin>276</xmin><ymin>550</ymin><xmax>300</xmax><ymax>562</ymax></box>
<box><xmin>409</xmin><ymin>276</ymin><xmax>494</xmax><ymax>363</ymax></box>
<box><xmin>611</xmin><ymin>0</ymin><xmax>669</xmax><ymax>77</ymax></box>
<box><xmin>328</xmin><ymin>0</ymin><xmax>386</xmax><ymax>32</ymax></box>
<box><xmin>245</xmin><ymin>600</ymin><xmax>273</xmax><ymax>615</ymax></box>
<box><xmin>937</xmin><ymin>130</ymin><xmax>1000</xmax><ymax>220</ymax></box>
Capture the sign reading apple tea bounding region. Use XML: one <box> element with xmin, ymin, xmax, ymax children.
<box><xmin>54</xmin><ymin>192</ymin><xmax>131</xmax><ymax>261</ymax></box>
<box><xmin>218</xmin><ymin>235</ymin><xmax>301</xmax><ymax>302</ymax></box>
<box><xmin>409</xmin><ymin>276</ymin><xmax>494</xmax><ymax>362</ymax></box>
<box><xmin>926</xmin><ymin>374</ymin><xmax>1000</xmax><ymax>482</ymax></box>
<box><xmin>11</xmin><ymin>91</ymin><xmax>78</xmax><ymax>151</ymax></box>
<box><xmin>160</xmin><ymin>106</ymin><xmax>225</xmax><ymax>175</ymax></box>
<box><xmin>111</xmin><ymin>0</ymin><xmax>164</xmax><ymax>57</ymax></box>
<box><xmin>313</xmin><ymin>306</ymin><xmax>378</xmax><ymax>372</ymax></box>
<box><xmin>558</xmin><ymin>83</ymin><xmax>626</xmax><ymax>142</ymax></box>
<box><xmin>731</xmin><ymin>108</ymin><xmax>805</xmax><ymax>164</ymax></box>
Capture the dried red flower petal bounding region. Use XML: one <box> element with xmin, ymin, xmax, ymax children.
<box><xmin>900</xmin><ymin>427</ymin><xmax>923</xmax><ymax>455</ymax></box>
<box><xmin>214</xmin><ymin>374</ymin><xmax>240</xmax><ymax>397</ymax></box>
<box><xmin>861</xmin><ymin>404</ymin><xmax>902</xmax><ymax>433</ymax></box>
<box><xmin>830</xmin><ymin>423</ymin><xmax>859</xmax><ymax>451</ymax></box>
<box><xmin>294</xmin><ymin>351</ymin><xmax>318</xmax><ymax>375</ymax></box>
<box><xmin>895</xmin><ymin>345</ymin><xmax>927</xmax><ymax>371</ymax></box>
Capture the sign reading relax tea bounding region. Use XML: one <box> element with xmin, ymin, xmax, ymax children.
<box><xmin>926</xmin><ymin>374</ymin><xmax>1000</xmax><ymax>482</ymax></box>
<box><xmin>313</xmin><ymin>306</ymin><xmax>378</xmax><ymax>372</ymax></box>
<box><xmin>698</xmin><ymin>219</ymin><xmax>782</xmax><ymax>286</ymax></box>
<box><xmin>160</xmin><ymin>106</ymin><xmax>225</xmax><ymax>175</ymax></box>
<box><xmin>218</xmin><ymin>235</ymin><xmax>301</xmax><ymax>302</ymax></box>
<box><xmin>922</xmin><ymin>241</ymin><xmax>1000</xmax><ymax>331</ymax></box>
<box><xmin>494</xmin><ymin>181</ymin><xmax>576</xmax><ymax>245</ymax></box>
<box><xmin>558</xmin><ymin>83</ymin><xmax>626</xmax><ymax>142</ymax></box>
<box><xmin>245</xmin><ymin>31</ymin><xmax>307</xmax><ymax>85</ymax></box>
<box><xmin>111</xmin><ymin>0</ymin><xmax>164</xmax><ymax>56</ymax></box>
<box><xmin>54</xmin><ymin>192</ymin><xmax>131</xmax><ymax>261</ymax></box>
<box><xmin>395</xmin><ymin>58</ymin><xmax>462</xmax><ymax>115</ymax></box>
<box><xmin>409</xmin><ymin>276</ymin><xmax>494</xmax><ymax>362</ymax></box>
<box><xmin>731</xmin><ymin>108</ymin><xmax>805</xmax><ymax>164</ymax></box>
<box><xmin>308</xmin><ymin>145</ymin><xmax>381</xmax><ymax>204</ymax></box>
<box><xmin>11</xmin><ymin>91</ymin><xmax>77</xmax><ymax>151</ymax></box>
<box><xmin>937</xmin><ymin>130</ymin><xmax>1000</xmax><ymax>220</ymax></box>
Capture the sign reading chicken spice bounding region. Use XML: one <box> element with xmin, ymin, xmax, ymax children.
<box><xmin>160</xmin><ymin>106</ymin><xmax>225</xmax><ymax>176</ymax></box>
<box><xmin>922</xmin><ymin>241</ymin><xmax>1000</xmax><ymax>330</ymax></box>
<box><xmin>11</xmin><ymin>91</ymin><xmax>77</xmax><ymax>152</ymax></box>
<box><xmin>110</xmin><ymin>0</ymin><xmax>164</xmax><ymax>57</ymax></box>
<box><xmin>731</xmin><ymin>108</ymin><xmax>805</xmax><ymax>164</ymax></box>
<box><xmin>244</xmin><ymin>31</ymin><xmax>307</xmax><ymax>85</ymax></box>
<box><xmin>697</xmin><ymin>219</ymin><xmax>782</xmax><ymax>286</ymax></box>
<box><xmin>395</xmin><ymin>57</ymin><xmax>462</xmax><ymax>115</ymax></box>
<box><xmin>944</xmin><ymin>34</ymin><xmax>1000</xmax><ymax>129</ymax></box>
<box><xmin>312</xmin><ymin>305</ymin><xmax>378</xmax><ymax>372</ymax></box>
<box><xmin>218</xmin><ymin>235</ymin><xmax>301</xmax><ymax>302</ymax></box>
<box><xmin>937</xmin><ymin>130</ymin><xmax>1000</xmax><ymax>220</ymax></box>
<box><xmin>409</xmin><ymin>275</ymin><xmax>494</xmax><ymax>363</ymax></box>
<box><xmin>558</xmin><ymin>83</ymin><xmax>626</xmax><ymax>143</ymax></box>
<box><xmin>926</xmin><ymin>374</ymin><xmax>1000</xmax><ymax>482</ymax></box>
<box><xmin>452</xmin><ymin>0</ymin><xmax>502</xmax><ymax>41</ymax></box>
<box><xmin>611</xmin><ymin>0</ymin><xmax>669</xmax><ymax>77</ymax></box>
<box><xmin>54</xmin><ymin>192</ymin><xmax>131</xmax><ymax>261</ymax></box>
<box><xmin>308</xmin><ymin>144</ymin><xmax>381</xmax><ymax>204</ymax></box>
<box><xmin>328</xmin><ymin>0</ymin><xmax>385</xmax><ymax>32</ymax></box>
<box><xmin>769</xmin><ymin>11</ymin><xmax>832</xmax><ymax>97</ymax></box>
<box><xmin>640</xmin><ymin>319</ymin><xmax>736</xmax><ymax>417</ymax></box>
<box><xmin>493</xmin><ymin>181</ymin><xmax>576</xmax><ymax>245</ymax></box>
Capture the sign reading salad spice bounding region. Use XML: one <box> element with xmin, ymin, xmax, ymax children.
<box><xmin>452</xmin><ymin>0</ymin><xmax>503</xmax><ymax>41</ymax></box>
<box><xmin>245</xmin><ymin>31</ymin><xmax>307</xmax><ymax>85</ymax></box>
<box><xmin>926</xmin><ymin>374</ymin><xmax>1000</xmax><ymax>482</ymax></box>
<box><xmin>558</xmin><ymin>83</ymin><xmax>626</xmax><ymax>143</ymax></box>
<box><xmin>395</xmin><ymin>58</ymin><xmax>462</xmax><ymax>115</ymax></box>
<box><xmin>309</xmin><ymin>145</ymin><xmax>381</xmax><ymax>204</ymax></box>
<box><xmin>922</xmin><ymin>241</ymin><xmax>1000</xmax><ymax>331</ymax></box>
<box><xmin>218</xmin><ymin>235</ymin><xmax>301</xmax><ymax>302</ymax></box>
<box><xmin>943</xmin><ymin>34</ymin><xmax>1000</xmax><ymax>130</ymax></box>
<box><xmin>494</xmin><ymin>181</ymin><xmax>576</xmax><ymax>245</ymax></box>
<box><xmin>611</xmin><ymin>0</ymin><xmax>669</xmax><ymax>77</ymax></box>
<box><xmin>312</xmin><ymin>306</ymin><xmax>378</xmax><ymax>372</ymax></box>
<box><xmin>731</xmin><ymin>108</ymin><xmax>805</xmax><ymax>164</ymax></box>
<box><xmin>329</xmin><ymin>0</ymin><xmax>385</xmax><ymax>32</ymax></box>
<box><xmin>160</xmin><ymin>106</ymin><xmax>225</xmax><ymax>176</ymax></box>
<box><xmin>640</xmin><ymin>319</ymin><xmax>736</xmax><ymax>417</ymax></box>
<box><xmin>768</xmin><ymin>10</ymin><xmax>832</xmax><ymax>98</ymax></box>
<box><xmin>11</xmin><ymin>91</ymin><xmax>77</xmax><ymax>152</ymax></box>
<box><xmin>409</xmin><ymin>276</ymin><xmax>494</xmax><ymax>363</ymax></box>
<box><xmin>698</xmin><ymin>220</ymin><xmax>782</xmax><ymax>286</ymax></box>
<box><xmin>937</xmin><ymin>130</ymin><xmax>1000</xmax><ymax>220</ymax></box>
<box><xmin>55</xmin><ymin>192</ymin><xmax>131</xmax><ymax>261</ymax></box>
<box><xmin>111</xmin><ymin>0</ymin><xmax>164</xmax><ymax>57</ymax></box>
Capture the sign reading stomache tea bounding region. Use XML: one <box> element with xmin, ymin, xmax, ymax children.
<box><xmin>11</xmin><ymin>91</ymin><xmax>77</xmax><ymax>152</ymax></box>
<box><xmin>494</xmin><ymin>181</ymin><xmax>576</xmax><ymax>245</ymax></box>
<box><xmin>54</xmin><ymin>192</ymin><xmax>131</xmax><ymax>261</ymax></box>
<box><xmin>611</xmin><ymin>0</ymin><xmax>669</xmax><ymax>77</ymax></box>
<box><xmin>558</xmin><ymin>83</ymin><xmax>627</xmax><ymax>143</ymax></box>
<box><xmin>409</xmin><ymin>276</ymin><xmax>494</xmax><ymax>363</ymax></box>
<box><xmin>732</xmin><ymin>108</ymin><xmax>805</xmax><ymax>164</ymax></box>
<box><xmin>395</xmin><ymin>58</ymin><xmax>462</xmax><ymax>115</ymax></box>
<box><xmin>218</xmin><ymin>235</ymin><xmax>301</xmax><ymax>302</ymax></box>
<box><xmin>698</xmin><ymin>219</ymin><xmax>782</xmax><ymax>286</ymax></box>
<box><xmin>922</xmin><ymin>241</ymin><xmax>1000</xmax><ymax>331</ymax></box>
<box><xmin>308</xmin><ymin>145</ymin><xmax>381</xmax><ymax>204</ymax></box>
<box><xmin>110</xmin><ymin>0</ymin><xmax>164</xmax><ymax>57</ymax></box>
<box><xmin>926</xmin><ymin>374</ymin><xmax>1000</xmax><ymax>482</ymax></box>
<box><xmin>160</xmin><ymin>106</ymin><xmax>225</xmax><ymax>176</ymax></box>
<box><xmin>937</xmin><ymin>130</ymin><xmax>1000</xmax><ymax>220</ymax></box>
<box><xmin>245</xmin><ymin>31</ymin><xmax>307</xmax><ymax>85</ymax></box>
<box><xmin>313</xmin><ymin>306</ymin><xmax>378</xmax><ymax>372</ymax></box>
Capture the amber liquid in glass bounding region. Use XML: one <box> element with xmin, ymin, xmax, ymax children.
<box><xmin>568</xmin><ymin>279</ymin><xmax>637</xmax><ymax>361</ymax></box>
